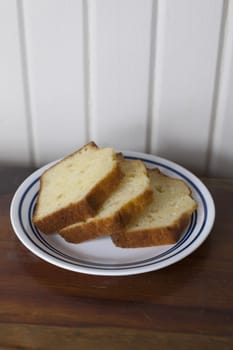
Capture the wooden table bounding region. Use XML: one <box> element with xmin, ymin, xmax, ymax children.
<box><xmin>0</xmin><ymin>166</ymin><xmax>232</xmax><ymax>349</ymax></box>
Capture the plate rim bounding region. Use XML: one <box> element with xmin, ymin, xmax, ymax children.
<box><xmin>10</xmin><ymin>150</ymin><xmax>215</xmax><ymax>276</ymax></box>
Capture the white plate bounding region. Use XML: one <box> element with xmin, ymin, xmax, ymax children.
<box><xmin>10</xmin><ymin>151</ymin><xmax>215</xmax><ymax>276</ymax></box>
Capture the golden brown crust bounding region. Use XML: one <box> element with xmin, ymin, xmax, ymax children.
<box><xmin>111</xmin><ymin>168</ymin><xmax>198</xmax><ymax>248</ymax></box>
<box><xmin>33</xmin><ymin>142</ymin><xmax>123</xmax><ymax>234</ymax></box>
<box><xmin>84</xmin><ymin>160</ymin><xmax>123</xmax><ymax>210</ymax></box>
<box><xmin>33</xmin><ymin>142</ymin><xmax>98</xmax><ymax>226</ymax></box>
<box><xmin>33</xmin><ymin>197</ymin><xmax>96</xmax><ymax>234</ymax></box>
<box><xmin>59</xmin><ymin>188</ymin><xmax>154</xmax><ymax>243</ymax></box>
<box><xmin>111</xmin><ymin>211</ymin><xmax>193</xmax><ymax>248</ymax></box>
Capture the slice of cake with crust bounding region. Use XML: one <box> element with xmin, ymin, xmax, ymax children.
<box><xmin>33</xmin><ymin>142</ymin><xmax>123</xmax><ymax>234</ymax></box>
<box><xmin>111</xmin><ymin>168</ymin><xmax>197</xmax><ymax>248</ymax></box>
<box><xmin>59</xmin><ymin>158</ymin><xmax>153</xmax><ymax>243</ymax></box>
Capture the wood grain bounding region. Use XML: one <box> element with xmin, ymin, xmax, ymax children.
<box><xmin>0</xmin><ymin>168</ymin><xmax>232</xmax><ymax>349</ymax></box>
<box><xmin>0</xmin><ymin>324</ymin><xmax>232</xmax><ymax>350</ymax></box>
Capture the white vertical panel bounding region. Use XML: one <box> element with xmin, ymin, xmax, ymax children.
<box><xmin>209</xmin><ymin>1</ymin><xmax>233</xmax><ymax>178</ymax></box>
<box><xmin>89</xmin><ymin>0</ymin><xmax>153</xmax><ymax>151</ymax></box>
<box><xmin>0</xmin><ymin>0</ymin><xmax>30</xmax><ymax>164</ymax></box>
<box><xmin>150</xmin><ymin>0</ymin><xmax>223</xmax><ymax>174</ymax></box>
<box><xmin>23</xmin><ymin>0</ymin><xmax>87</xmax><ymax>166</ymax></box>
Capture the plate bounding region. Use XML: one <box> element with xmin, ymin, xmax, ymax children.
<box><xmin>10</xmin><ymin>151</ymin><xmax>215</xmax><ymax>276</ymax></box>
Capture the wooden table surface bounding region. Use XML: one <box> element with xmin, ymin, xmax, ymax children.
<box><xmin>0</xmin><ymin>166</ymin><xmax>232</xmax><ymax>349</ymax></box>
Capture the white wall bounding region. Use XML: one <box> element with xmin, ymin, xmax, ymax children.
<box><xmin>0</xmin><ymin>0</ymin><xmax>232</xmax><ymax>177</ymax></box>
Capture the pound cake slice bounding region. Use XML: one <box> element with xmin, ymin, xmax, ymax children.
<box><xmin>111</xmin><ymin>168</ymin><xmax>197</xmax><ymax>248</ymax></box>
<box><xmin>33</xmin><ymin>142</ymin><xmax>123</xmax><ymax>234</ymax></box>
<box><xmin>59</xmin><ymin>158</ymin><xmax>153</xmax><ymax>243</ymax></box>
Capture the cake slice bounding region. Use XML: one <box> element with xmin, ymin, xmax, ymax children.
<box><xmin>59</xmin><ymin>158</ymin><xmax>153</xmax><ymax>243</ymax></box>
<box><xmin>33</xmin><ymin>142</ymin><xmax>123</xmax><ymax>234</ymax></box>
<box><xmin>111</xmin><ymin>168</ymin><xmax>197</xmax><ymax>248</ymax></box>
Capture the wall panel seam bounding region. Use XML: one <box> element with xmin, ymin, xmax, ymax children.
<box><xmin>16</xmin><ymin>0</ymin><xmax>35</xmax><ymax>166</ymax></box>
<box><xmin>148</xmin><ymin>0</ymin><xmax>166</xmax><ymax>154</ymax></box>
<box><xmin>205</xmin><ymin>0</ymin><xmax>229</xmax><ymax>176</ymax></box>
<box><xmin>83</xmin><ymin>0</ymin><xmax>97</xmax><ymax>143</ymax></box>
<box><xmin>146</xmin><ymin>0</ymin><xmax>157</xmax><ymax>154</ymax></box>
<box><xmin>83</xmin><ymin>0</ymin><xmax>90</xmax><ymax>142</ymax></box>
